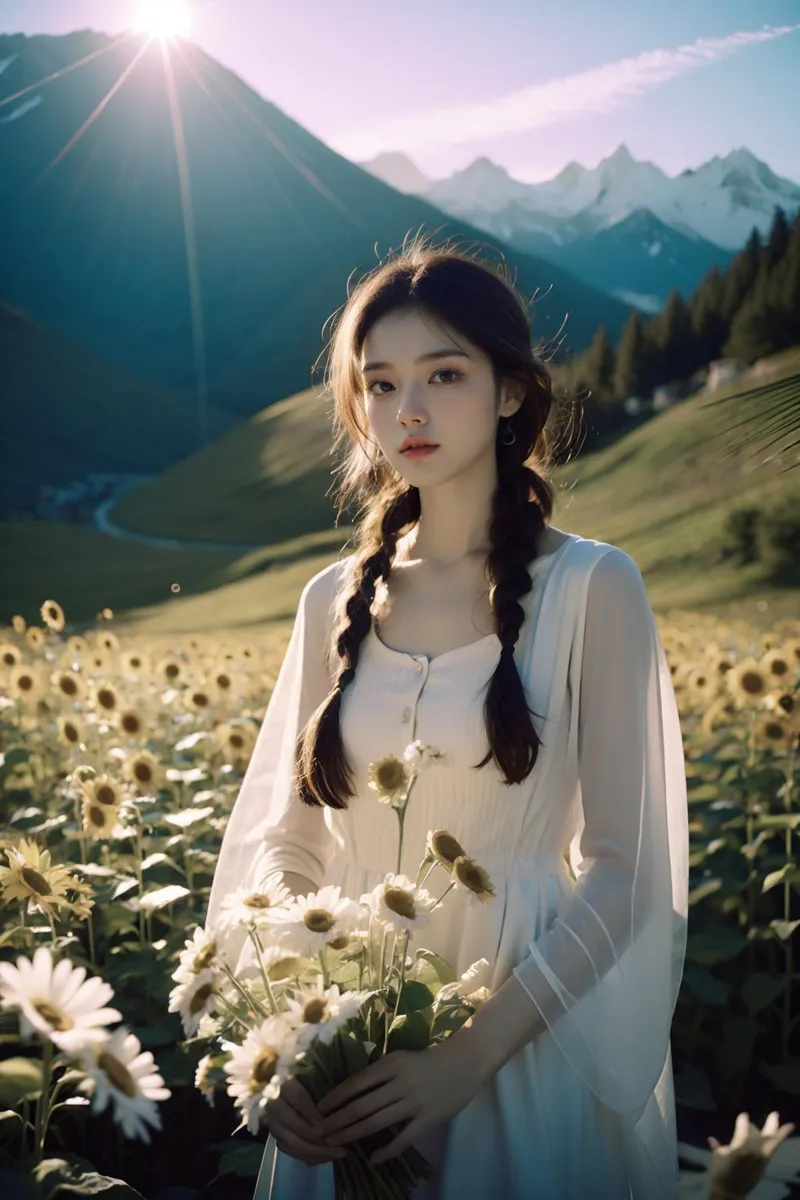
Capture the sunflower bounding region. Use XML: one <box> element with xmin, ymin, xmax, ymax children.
<box><xmin>726</xmin><ymin>657</ymin><xmax>769</xmax><ymax>706</ymax></box>
<box><xmin>760</xmin><ymin>648</ymin><xmax>792</xmax><ymax>685</ymax></box>
<box><xmin>685</xmin><ymin>666</ymin><xmax>716</xmax><ymax>701</ymax></box>
<box><xmin>211</xmin><ymin>667</ymin><xmax>234</xmax><ymax>695</ymax></box>
<box><xmin>68</xmin><ymin>1027</ymin><xmax>170</xmax><ymax>1143</ymax></box>
<box><xmin>214</xmin><ymin>722</ymin><xmax>255</xmax><ymax>767</ymax></box>
<box><xmin>52</xmin><ymin>669</ymin><xmax>84</xmax><ymax>702</ymax></box>
<box><xmin>367</xmin><ymin>755</ymin><xmax>411</xmax><ymax>806</ymax></box>
<box><xmin>117</xmin><ymin>708</ymin><xmax>145</xmax><ymax>738</ymax></box>
<box><xmin>9</xmin><ymin>664</ymin><xmax>40</xmax><ymax>702</ymax></box>
<box><xmin>0</xmin><ymin>838</ymin><xmax>79</xmax><ymax>917</ymax></box>
<box><xmin>92</xmin><ymin>682</ymin><xmax>119</xmax><ymax>714</ymax></box>
<box><xmin>82</xmin><ymin>797</ymin><xmax>121</xmax><ymax>840</ymax></box>
<box><xmin>185</xmin><ymin>685</ymin><xmax>212</xmax><ymax>712</ymax></box>
<box><xmin>156</xmin><ymin>657</ymin><xmax>183</xmax><ymax>685</ymax></box>
<box><xmin>88</xmin><ymin>650</ymin><xmax>111</xmax><ymax>673</ymax></box>
<box><xmin>97</xmin><ymin>631</ymin><xmax>120</xmax><ymax>655</ymax></box>
<box><xmin>121</xmin><ymin>649</ymin><xmax>150</xmax><ymax>679</ymax></box>
<box><xmin>57</xmin><ymin>715</ymin><xmax>83</xmax><ymax>748</ymax></box>
<box><xmin>452</xmin><ymin>856</ymin><xmax>496</xmax><ymax>903</ymax></box>
<box><xmin>11</xmin><ymin>615</ymin><xmax>26</xmax><ymax>634</ymax></box>
<box><xmin>124</xmin><ymin>751</ymin><xmax>165</xmax><ymax>795</ymax></box>
<box><xmin>25</xmin><ymin>626</ymin><xmax>46</xmax><ymax>651</ymax></box>
<box><xmin>83</xmin><ymin>776</ymin><xmax>124</xmax><ymax>808</ymax></box>
<box><xmin>66</xmin><ymin>634</ymin><xmax>89</xmax><ymax>656</ymax></box>
<box><xmin>753</xmin><ymin>711</ymin><xmax>793</xmax><ymax>754</ymax></box>
<box><xmin>0</xmin><ymin>642</ymin><xmax>22</xmax><ymax>669</ymax></box>
<box><xmin>40</xmin><ymin>600</ymin><xmax>66</xmax><ymax>633</ymax></box>
<box><xmin>101</xmin><ymin>607</ymin><xmax>114</xmax><ymax>620</ymax></box>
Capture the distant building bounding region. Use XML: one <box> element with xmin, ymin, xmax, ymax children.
<box><xmin>706</xmin><ymin>359</ymin><xmax>742</xmax><ymax>392</ymax></box>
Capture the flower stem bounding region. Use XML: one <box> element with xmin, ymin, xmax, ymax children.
<box><xmin>432</xmin><ymin>881</ymin><xmax>455</xmax><ymax>909</ymax></box>
<box><xmin>219</xmin><ymin>962</ymin><xmax>269</xmax><ymax>1020</ymax></box>
<box><xmin>32</xmin><ymin>1037</ymin><xmax>54</xmax><ymax>1167</ymax></box>
<box><xmin>319</xmin><ymin>946</ymin><xmax>330</xmax><ymax>989</ymax></box>
<box><xmin>247</xmin><ymin>926</ymin><xmax>279</xmax><ymax>1015</ymax></box>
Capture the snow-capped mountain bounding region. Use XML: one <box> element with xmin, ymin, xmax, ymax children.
<box><xmin>361</xmin><ymin>145</ymin><xmax>800</xmax><ymax>309</ymax></box>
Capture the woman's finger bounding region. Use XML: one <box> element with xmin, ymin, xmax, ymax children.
<box><xmin>369</xmin><ymin>1118</ymin><xmax>425</xmax><ymax>1164</ymax></box>
<box><xmin>282</xmin><ymin>1077</ymin><xmax>325</xmax><ymax>1127</ymax></box>
<box><xmin>316</xmin><ymin>1081</ymin><xmax>403</xmax><ymax>1138</ymax></box>
<box><xmin>267</xmin><ymin>1096</ymin><xmax>331</xmax><ymax>1147</ymax></box>
<box><xmin>326</xmin><ymin>1099</ymin><xmax>410</xmax><ymax>1146</ymax></box>
<box><xmin>275</xmin><ymin>1129</ymin><xmax>348</xmax><ymax>1165</ymax></box>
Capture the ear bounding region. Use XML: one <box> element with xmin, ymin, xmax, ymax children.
<box><xmin>498</xmin><ymin>380</ymin><xmax>524</xmax><ymax>419</ymax></box>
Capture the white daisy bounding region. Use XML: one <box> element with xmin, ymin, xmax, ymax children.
<box><xmin>268</xmin><ymin>884</ymin><xmax>361</xmax><ymax>958</ymax></box>
<box><xmin>223</xmin><ymin>1016</ymin><xmax>302</xmax><ymax>1134</ymax></box>
<box><xmin>217</xmin><ymin>879</ymin><xmax>292</xmax><ymax>932</ymax></box>
<box><xmin>171</xmin><ymin>925</ymin><xmax>219</xmax><ymax>985</ymax></box>
<box><xmin>360</xmin><ymin>873</ymin><xmax>437</xmax><ymax>937</ymax></box>
<box><xmin>168</xmin><ymin>967</ymin><xmax>220</xmax><ymax>1037</ymax></box>
<box><xmin>402</xmin><ymin>740</ymin><xmax>444</xmax><ymax>773</ymax></box>
<box><xmin>194</xmin><ymin>1052</ymin><xmax>228</xmax><ymax>1108</ymax></box>
<box><xmin>68</xmin><ymin>1026</ymin><xmax>170</xmax><ymax>1143</ymax></box>
<box><xmin>0</xmin><ymin>946</ymin><xmax>121</xmax><ymax>1045</ymax></box>
<box><xmin>283</xmin><ymin>980</ymin><xmax>374</xmax><ymax>1050</ymax></box>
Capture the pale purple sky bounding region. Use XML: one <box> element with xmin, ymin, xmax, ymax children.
<box><xmin>3</xmin><ymin>0</ymin><xmax>799</xmax><ymax>183</ymax></box>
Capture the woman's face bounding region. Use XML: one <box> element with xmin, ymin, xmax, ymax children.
<box><xmin>359</xmin><ymin>306</ymin><xmax>521</xmax><ymax>484</ymax></box>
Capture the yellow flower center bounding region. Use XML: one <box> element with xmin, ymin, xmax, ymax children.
<box><xmin>303</xmin><ymin>998</ymin><xmax>329</xmax><ymax>1024</ymax></box>
<box><xmin>244</xmin><ymin>893</ymin><xmax>273</xmax><ymax>909</ymax></box>
<box><xmin>3</xmin><ymin>651</ymin><xmax>16</xmax><ymax>665</ymax></box>
<box><xmin>95</xmin><ymin>783</ymin><xmax>117</xmax><ymax>806</ymax></box>
<box><xmin>165</xmin><ymin>663</ymin><xmax>180</xmax><ymax>679</ymax></box>
<box><xmin>64</xmin><ymin>723</ymin><xmax>79</xmax><ymax>744</ymax></box>
<box><xmin>303</xmin><ymin>908</ymin><xmax>335</xmax><ymax>933</ymax></box>
<box><xmin>98</xmin><ymin>1052</ymin><xmax>138</xmax><ymax>1098</ymax></box>
<box><xmin>21</xmin><ymin>866</ymin><xmax>52</xmax><ymax>896</ymax></box>
<box><xmin>229</xmin><ymin>733</ymin><xmax>244</xmax><ymax>749</ymax></box>
<box><xmin>33</xmin><ymin>999</ymin><xmax>72</xmax><ymax>1031</ymax></box>
<box><xmin>383</xmin><ymin>887</ymin><xmax>416</xmax><ymax>920</ymax></box>
<box><xmin>18</xmin><ymin>675</ymin><xmax>33</xmax><ymax>692</ymax></box>
<box><xmin>97</xmin><ymin>688</ymin><xmax>116</xmax><ymax>710</ymax></box>
<box><xmin>193</xmin><ymin>942</ymin><xmax>217</xmax><ymax>971</ymax></box>
<box><xmin>770</xmin><ymin>658</ymin><xmax>788</xmax><ymax>676</ymax></box>
<box><xmin>251</xmin><ymin>1047</ymin><xmax>279</xmax><ymax>1089</ymax></box>
<box><xmin>193</xmin><ymin>693</ymin><xmax>209</xmax><ymax>707</ymax></box>
<box><xmin>328</xmin><ymin>933</ymin><xmax>350</xmax><ymax>951</ymax></box>
<box><xmin>430</xmin><ymin>831</ymin><xmax>465</xmax><ymax>867</ymax></box>
<box><xmin>130</xmin><ymin>657</ymin><xmax>141</xmax><ymax>669</ymax></box>
<box><xmin>377</xmin><ymin>760</ymin><xmax>405</xmax><ymax>791</ymax></box>
<box><xmin>122</xmin><ymin>714</ymin><xmax>141</xmax><ymax>734</ymax></box>
<box><xmin>189</xmin><ymin>982</ymin><xmax>215</xmax><ymax>1015</ymax></box>
<box><xmin>217</xmin><ymin>674</ymin><xmax>231</xmax><ymax>689</ymax></box>
<box><xmin>133</xmin><ymin>761</ymin><xmax>153</xmax><ymax>783</ymax></box>
<box><xmin>59</xmin><ymin>676</ymin><xmax>78</xmax><ymax>696</ymax></box>
<box><xmin>765</xmin><ymin>721</ymin><xmax>786</xmax><ymax>741</ymax></box>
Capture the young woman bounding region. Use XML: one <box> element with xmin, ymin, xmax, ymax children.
<box><xmin>206</xmin><ymin>235</ymin><xmax>689</xmax><ymax>1199</ymax></box>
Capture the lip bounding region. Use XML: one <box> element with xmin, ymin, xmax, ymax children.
<box><xmin>400</xmin><ymin>443</ymin><xmax>440</xmax><ymax>457</ymax></box>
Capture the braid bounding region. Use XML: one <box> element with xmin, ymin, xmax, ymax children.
<box><xmin>474</xmin><ymin>456</ymin><xmax>551</xmax><ymax>782</ymax></box>
<box><xmin>296</xmin><ymin>486</ymin><xmax>420</xmax><ymax>809</ymax></box>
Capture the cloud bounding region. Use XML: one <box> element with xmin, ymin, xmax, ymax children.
<box><xmin>331</xmin><ymin>24</ymin><xmax>800</xmax><ymax>159</ymax></box>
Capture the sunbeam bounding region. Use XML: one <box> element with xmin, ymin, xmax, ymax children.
<box><xmin>0</xmin><ymin>31</ymin><xmax>140</xmax><ymax>111</ymax></box>
<box><xmin>38</xmin><ymin>40</ymin><xmax>151</xmax><ymax>181</ymax></box>
<box><xmin>135</xmin><ymin>1</ymin><xmax>193</xmax><ymax>41</ymax></box>
<box><xmin>160</xmin><ymin>41</ymin><xmax>210</xmax><ymax>451</ymax></box>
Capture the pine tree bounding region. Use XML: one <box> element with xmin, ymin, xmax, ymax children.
<box><xmin>652</xmin><ymin>289</ymin><xmax>695</xmax><ymax>383</ymax></box>
<box><xmin>764</xmin><ymin>206</ymin><xmax>791</xmax><ymax>274</ymax></box>
<box><xmin>720</xmin><ymin>228</ymin><xmax>762</xmax><ymax>323</ymax></box>
<box><xmin>612</xmin><ymin>311</ymin><xmax>652</xmax><ymax>401</ymax></box>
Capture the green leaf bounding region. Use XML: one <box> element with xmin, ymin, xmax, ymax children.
<box><xmin>762</xmin><ymin>864</ymin><xmax>800</xmax><ymax>892</ymax></box>
<box><xmin>395</xmin><ymin>982</ymin><xmax>435</xmax><ymax>1015</ymax></box>
<box><xmin>770</xmin><ymin>918</ymin><xmax>800</xmax><ymax>941</ymax></box>
<box><xmin>135</xmin><ymin>884</ymin><xmax>190</xmax><ymax>914</ymax></box>
<box><xmin>756</xmin><ymin>814</ymin><xmax>800</xmax><ymax>830</ymax></box>
<box><xmin>686</xmin><ymin>927</ymin><xmax>747</xmax><ymax>965</ymax></box>
<box><xmin>33</xmin><ymin>1155</ymin><xmax>147</xmax><ymax>1197</ymax></box>
<box><xmin>0</xmin><ymin>1056</ymin><xmax>43</xmax><ymax>1106</ymax></box>
<box><xmin>682</xmin><ymin>966</ymin><xmax>730</xmax><ymax>1006</ymax></box>
<box><xmin>740</xmin><ymin>973</ymin><xmax>785</xmax><ymax>1016</ymax></box>
<box><xmin>387</xmin><ymin>1010</ymin><xmax>430</xmax><ymax>1052</ymax></box>
<box><xmin>413</xmin><ymin>950</ymin><xmax>456</xmax><ymax>987</ymax></box>
<box><xmin>217</xmin><ymin>1142</ymin><xmax>265</xmax><ymax>1178</ymax></box>
<box><xmin>0</xmin><ymin>1108</ymin><xmax>24</xmax><ymax>1147</ymax></box>
<box><xmin>688</xmin><ymin>878</ymin><xmax>723</xmax><ymax>906</ymax></box>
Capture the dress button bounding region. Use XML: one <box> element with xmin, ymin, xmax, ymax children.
<box><xmin>401</xmin><ymin>707</ymin><xmax>411</xmax><ymax>723</ymax></box>
<box><xmin>414</xmin><ymin>660</ymin><xmax>424</xmax><ymax>674</ymax></box>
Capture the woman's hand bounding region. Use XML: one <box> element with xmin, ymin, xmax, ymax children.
<box><xmin>313</xmin><ymin>1039</ymin><xmax>482</xmax><ymax>1164</ymax></box>
<box><xmin>264</xmin><ymin>1076</ymin><xmax>348</xmax><ymax>1167</ymax></box>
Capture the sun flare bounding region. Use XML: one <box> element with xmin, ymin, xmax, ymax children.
<box><xmin>136</xmin><ymin>1</ymin><xmax>193</xmax><ymax>40</ymax></box>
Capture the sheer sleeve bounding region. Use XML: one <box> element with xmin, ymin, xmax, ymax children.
<box><xmin>205</xmin><ymin>558</ymin><xmax>348</xmax><ymax>946</ymax></box>
<box><xmin>512</xmin><ymin>547</ymin><xmax>689</xmax><ymax>1119</ymax></box>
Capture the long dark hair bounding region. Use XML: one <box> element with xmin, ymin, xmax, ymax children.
<box><xmin>297</xmin><ymin>231</ymin><xmax>568</xmax><ymax>810</ymax></box>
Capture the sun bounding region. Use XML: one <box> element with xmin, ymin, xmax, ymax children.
<box><xmin>135</xmin><ymin>1</ymin><xmax>193</xmax><ymax>40</ymax></box>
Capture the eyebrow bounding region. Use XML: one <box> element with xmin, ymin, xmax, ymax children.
<box><xmin>361</xmin><ymin>348</ymin><xmax>472</xmax><ymax>372</ymax></box>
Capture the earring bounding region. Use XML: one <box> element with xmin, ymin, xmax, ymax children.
<box><xmin>501</xmin><ymin>420</ymin><xmax>516</xmax><ymax>446</ymax></box>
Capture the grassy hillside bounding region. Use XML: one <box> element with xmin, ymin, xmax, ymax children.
<box><xmin>0</xmin><ymin>303</ymin><xmax>233</xmax><ymax>514</ymax></box>
<box><xmin>3</xmin><ymin>352</ymin><xmax>798</xmax><ymax>636</ymax></box>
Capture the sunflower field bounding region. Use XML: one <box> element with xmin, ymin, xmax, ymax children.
<box><xmin>0</xmin><ymin>597</ymin><xmax>799</xmax><ymax>1198</ymax></box>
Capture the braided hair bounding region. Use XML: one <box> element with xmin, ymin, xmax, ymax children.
<box><xmin>297</xmin><ymin>232</ymin><xmax>566</xmax><ymax>809</ymax></box>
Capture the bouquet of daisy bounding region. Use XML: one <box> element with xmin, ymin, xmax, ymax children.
<box><xmin>173</xmin><ymin>739</ymin><xmax>497</xmax><ymax>1199</ymax></box>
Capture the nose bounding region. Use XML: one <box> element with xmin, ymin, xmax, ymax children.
<box><xmin>395</xmin><ymin>380</ymin><xmax>429</xmax><ymax>426</ymax></box>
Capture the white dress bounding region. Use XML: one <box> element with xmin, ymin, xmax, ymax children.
<box><xmin>205</xmin><ymin>531</ymin><xmax>690</xmax><ymax>1200</ymax></box>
